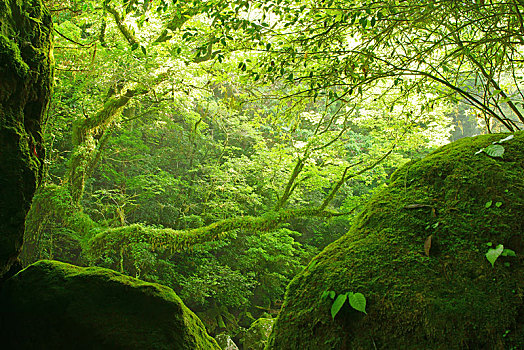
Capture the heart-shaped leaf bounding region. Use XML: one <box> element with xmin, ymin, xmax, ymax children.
<box><xmin>501</xmin><ymin>248</ymin><xmax>516</xmax><ymax>257</ymax></box>
<box><xmin>486</xmin><ymin>244</ymin><xmax>504</xmax><ymax>267</ymax></box>
<box><xmin>347</xmin><ymin>292</ymin><xmax>367</xmax><ymax>314</ymax></box>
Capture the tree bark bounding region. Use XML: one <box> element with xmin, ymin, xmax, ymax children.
<box><xmin>0</xmin><ymin>0</ymin><xmax>53</xmax><ymax>276</ymax></box>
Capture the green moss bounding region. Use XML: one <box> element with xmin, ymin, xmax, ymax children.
<box><xmin>87</xmin><ymin>207</ymin><xmax>339</xmax><ymax>264</ymax></box>
<box><xmin>0</xmin><ymin>260</ymin><xmax>221</xmax><ymax>349</ymax></box>
<box><xmin>21</xmin><ymin>185</ymin><xmax>97</xmax><ymax>266</ymax></box>
<box><xmin>0</xmin><ymin>34</ymin><xmax>29</xmax><ymax>78</ymax></box>
<box><xmin>0</xmin><ymin>0</ymin><xmax>53</xmax><ymax>275</ymax></box>
<box><xmin>268</xmin><ymin>132</ymin><xmax>524</xmax><ymax>349</ymax></box>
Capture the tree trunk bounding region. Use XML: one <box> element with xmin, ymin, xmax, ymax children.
<box><xmin>68</xmin><ymin>87</ymin><xmax>147</xmax><ymax>204</ymax></box>
<box><xmin>0</xmin><ymin>0</ymin><xmax>53</xmax><ymax>276</ymax></box>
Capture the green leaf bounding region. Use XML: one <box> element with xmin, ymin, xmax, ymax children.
<box><xmin>495</xmin><ymin>201</ymin><xmax>502</xmax><ymax>208</ymax></box>
<box><xmin>320</xmin><ymin>290</ymin><xmax>330</xmax><ymax>300</ymax></box>
<box><xmin>329</xmin><ymin>291</ymin><xmax>336</xmax><ymax>299</ymax></box>
<box><xmin>347</xmin><ymin>292</ymin><xmax>367</xmax><ymax>314</ymax></box>
<box><xmin>483</xmin><ymin>144</ymin><xmax>505</xmax><ymax>158</ymax></box>
<box><xmin>485</xmin><ymin>200</ymin><xmax>492</xmax><ymax>208</ymax></box>
<box><xmin>331</xmin><ymin>293</ymin><xmax>347</xmax><ymax>319</ymax></box>
<box><xmin>486</xmin><ymin>244</ymin><xmax>504</xmax><ymax>267</ymax></box>
<box><xmin>217</xmin><ymin>315</ymin><xmax>226</xmax><ymax>328</ymax></box>
<box><xmin>501</xmin><ymin>248</ymin><xmax>516</xmax><ymax>257</ymax></box>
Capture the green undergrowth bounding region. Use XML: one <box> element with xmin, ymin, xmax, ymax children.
<box><xmin>268</xmin><ymin>132</ymin><xmax>524</xmax><ymax>349</ymax></box>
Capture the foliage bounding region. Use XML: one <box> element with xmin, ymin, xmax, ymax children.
<box><xmin>248</xmin><ymin>0</ymin><xmax>524</xmax><ymax>131</ymax></box>
<box><xmin>21</xmin><ymin>0</ymin><xmax>523</xmax><ymax>340</ymax></box>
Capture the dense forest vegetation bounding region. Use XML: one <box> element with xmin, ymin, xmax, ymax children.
<box><xmin>1</xmin><ymin>0</ymin><xmax>523</xmax><ymax>349</ymax></box>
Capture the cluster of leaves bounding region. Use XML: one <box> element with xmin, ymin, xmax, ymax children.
<box><xmin>321</xmin><ymin>290</ymin><xmax>367</xmax><ymax>319</ymax></box>
<box><xmin>485</xmin><ymin>243</ymin><xmax>517</xmax><ymax>268</ymax></box>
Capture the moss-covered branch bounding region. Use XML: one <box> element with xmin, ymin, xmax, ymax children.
<box><xmin>104</xmin><ymin>4</ymin><xmax>138</xmax><ymax>46</ymax></box>
<box><xmin>154</xmin><ymin>12</ymin><xmax>192</xmax><ymax>43</ymax></box>
<box><xmin>87</xmin><ymin>208</ymin><xmax>350</xmax><ymax>259</ymax></box>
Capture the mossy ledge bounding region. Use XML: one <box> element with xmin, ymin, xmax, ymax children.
<box><xmin>0</xmin><ymin>260</ymin><xmax>221</xmax><ymax>349</ymax></box>
<box><xmin>268</xmin><ymin>132</ymin><xmax>524</xmax><ymax>350</ymax></box>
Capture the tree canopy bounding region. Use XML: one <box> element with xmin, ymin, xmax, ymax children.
<box><xmin>19</xmin><ymin>0</ymin><xmax>523</xmax><ymax>342</ymax></box>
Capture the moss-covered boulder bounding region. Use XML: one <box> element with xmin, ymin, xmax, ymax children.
<box><xmin>216</xmin><ymin>333</ymin><xmax>240</xmax><ymax>350</ymax></box>
<box><xmin>242</xmin><ymin>317</ymin><xmax>274</xmax><ymax>350</ymax></box>
<box><xmin>0</xmin><ymin>260</ymin><xmax>221</xmax><ymax>350</ymax></box>
<box><xmin>0</xmin><ymin>0</ymin><xmax>53</xmax><ymax>276</ymax></box>
<box><xmin>268</xmin><ymin>133</ymin><xmax>524</xmax><ymax>349</ymax></box>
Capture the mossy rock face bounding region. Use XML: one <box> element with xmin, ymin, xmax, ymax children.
<box><xmin>0</xmin><ymin>0</ymin><xmax>53</xmax><ymax>275</ymax></box>
<box><xmin>268</xmin><ymin>133</ymin><xmax>524</xmax><ymax>350</ymax></box>
<box><xmin>0</xmin><ymin>260</ymin><xmax>221</xmax><ymax>350</ymax></box>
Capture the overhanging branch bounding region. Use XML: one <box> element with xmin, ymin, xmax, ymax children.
<box><xmin>88</xmin><ymin>207</ymin><xmax>354</xmax><ymax>258</ymax></box>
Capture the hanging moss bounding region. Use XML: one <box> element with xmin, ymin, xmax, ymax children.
<box><xmin>68</xmin><ymin>87</ymin><xmax>149</xmax><ymax>204</ymax></box>
<box><xmin>268</xmin><ymin>132</ymin><xmax>524</xmax><ymax>349</ymax></box>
